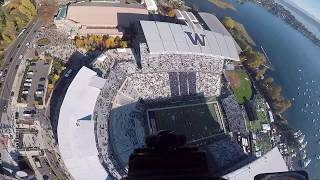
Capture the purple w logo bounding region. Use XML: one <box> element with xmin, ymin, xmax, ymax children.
<box><xmin>185</xmin><ymin>31</ymin><xmax>206</xmax><ymax>46</ymax></box>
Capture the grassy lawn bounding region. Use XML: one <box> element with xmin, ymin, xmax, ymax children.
<box><xmin>257</xmin><ymin>138</ymin><xmax>272</xmax><ymax>154</ymax></box>
<box><xmin>227</xmin><ymin>71</ymin><xmax>252</xmax><ymax>104</ymax></box>
<box><xmin>37</xmin><ymin>38</ymin><xmax>51</xmax><ymax>46</ymax></box>
<box><xmin>246</xmin><ymin>97</ymin><xmax>270</xmax><ymax>132</ymax></box>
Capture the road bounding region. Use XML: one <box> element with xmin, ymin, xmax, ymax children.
<box><xmin>0</xmin><ymin>18</ymin><xmax>42</xmax><ymax>119</ymax></box>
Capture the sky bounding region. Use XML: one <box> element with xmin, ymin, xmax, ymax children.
<box><xmin>288</xmin><ymin>0</ymin><xmax>320</xmax><ymax>21</ymax></box>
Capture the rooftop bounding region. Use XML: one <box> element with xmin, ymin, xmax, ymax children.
<box><xmin>57</xmin><ymin>67</ymin><xmax>109</xmax><ymax>180</ymax></box>
<box><xmin>198</xmin><ymin>12</ymin><xmax>242</xmax><ymax>53</ymax></box>
<box><xmin>223</xmin><ymin>147</ymin><xmax>288</xmax><ymax>180</ymax></box>
<box><xmin>140</xmin><ymin>21</ymin><xmax>240</xmax><ymax>61</ymax></box>
<box><xmin>66</xmin><ymin>2</ymin><xmax>148</xmax><ymax>28</ymax></box>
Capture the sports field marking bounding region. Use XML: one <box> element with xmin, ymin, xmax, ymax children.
<box><xmin>147</xmin><ymin>101</ymin><xmax>218</xmax><ymax>112</ymax></box>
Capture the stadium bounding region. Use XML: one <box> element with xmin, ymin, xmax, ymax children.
<box><xmin>57</xmin><ymin>13</ymin><xmax>244</xmax><ymax>180</ymax></box>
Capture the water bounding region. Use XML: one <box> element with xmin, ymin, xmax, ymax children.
<box><xmin>186</xmin><ymin>0</ymin><xmax>320</xmax><ymax>178</ymax></box>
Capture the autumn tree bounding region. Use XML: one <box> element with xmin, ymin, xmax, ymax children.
<box><xmin>105</xmin><ymin>36</ymin><xmax>115</xmax><ymax>49</ymax></box>
<box><xmin>167</xmin><ymin>7</ymin><xmax>175</xmax><ymax>17</ymax></box>
<box><xmin>223</xmin><ymin>16</ymin><xmax>235</xmax><ymax>29</ymax></box>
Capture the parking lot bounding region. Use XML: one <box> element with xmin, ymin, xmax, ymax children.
<box><xmin>21</xmin><ymin>60</ymin><xmax>50</xmax><ymax>106</ymax></box>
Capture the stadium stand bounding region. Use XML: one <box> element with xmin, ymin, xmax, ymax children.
<box><xmin>79</xmin><ymin>16</ymin><xmax>242</xmax><ymax>179</ymax></box>
<box><xmin>221</xmin><ymin>95</ymin><xmax>247</xmax><ymax>133</ymax></box>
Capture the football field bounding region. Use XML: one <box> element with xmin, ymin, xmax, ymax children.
<box><xmin>147</xmin><ymin>101</ymin><xmax>224</xmax><ymax>142</ymax></box>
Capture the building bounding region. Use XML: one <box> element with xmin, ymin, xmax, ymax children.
<box><xmin>57</xmin><ymin>67</ymin><xmax>109</xmax><ymax>180</ymax></box>
<box><xmin>198</xmin><ymin>12</ymin><xmax>242</xmax><ymax>54</ymax></box>
<box><xmin>142</xmin><ymin>0</ymin><xmax>158</xmax><ymax>12</ymax></box>
<box><xmin>54</xmin><ymin>2</ymin><xmax>149</xmax><ymax>37</ymax></box>
<box><xmin>0</xmin><ymin>0</ymin><xmax>10</xmax><ymax>6</ymax></box>
<box><xmin>140</xmin><ymin>20</ymin><xmax>240</xmax><ymax>61</ymax></box>
<box><xmin>223</xmin><ymin>147</ymin><xmax>288</xmax><ymax>180</ymax></box>
<box><xmin>57</xmin><ymin>9</ymin><xmax>243</xmax><ymax>178</ymax></box>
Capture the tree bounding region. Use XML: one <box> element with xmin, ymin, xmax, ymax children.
<box><xmin>120</xmin><ymin>41</ymin><xmax>128</xmax><ymax>48</ymax></box>
<box><xmin>105</xmin><ymin>36</ymin><xmax>115</xmax><ymax>49</ymax></box>
<box><xmin>114</xmin><ymin>36</ymin><xmax>121</xmax><ymax>47</ymax></box>
<box><xmin>255</xmin><ymin>66</ymin><xmax>267</xmax><ymax>80</ymax></box>
<box><xmin>167</xmin><ymin>7</ymin><xmax>175</xmax><ymax>17</ymax></box>
<box><xmin>223</xmin><ymin>16</ymin><xmax>235</xmax><ymax>29</ymax></box>
<box><xmin>75</xmin><ymin>37</ymin><xmax>84</xmax><ymax>48</ymax></box>
<box><xmin>47</xmin><ymin>83</ymin><xmax>54</xmax><ymax>89</ymax></box>
<box><xmin>53</xmin><ymin>74</ymin><xmax>60</xmax><ymax>81</ymax></box>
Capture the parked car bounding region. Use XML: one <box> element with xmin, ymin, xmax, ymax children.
<box><xmin>27</xmin><ymin>70</ymin><xmax>34</xmax><ymax>75</ymax></box>
<box><xmin>22</xmin><ymin>111</ymin><xmax>32</xmax><ymax>117</ymax></box>
<box><xmin>25</xmin><ymin>78</ymin><xmax>32</xmax><ymax>82</ymax></box>
<box><xmin>35</xmin><ymin>89</ymin><xmax>44</xmax><ymax>95</ymax></box>
<box><xmin>23</xmin><ymin>83</ymin><xmax>32</xmax><ymax>87</ymax></box>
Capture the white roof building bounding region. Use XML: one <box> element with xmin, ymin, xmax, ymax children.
<box><xmin>140</xmin><ymin>21</ymin><xmax>240</xmax><ymax>61</ymax></box>
<box><xmin>58</xmin><ymin>67</ymin><xmax>109</xmax><ymax>180</ymax></box>
<box><xmin>143</xmin><ymin>0</ymin><xmax>158</xmax><ymax>12</ymax></box>
<box><xmin>223</xmin><ymin>147</ymin><xmax>288</xmax><ymax>180</ymax></box>
<box><xmin>268</xmin><ymin>111</ymin><xmax>274</xmax><ymax>122</ymax></box>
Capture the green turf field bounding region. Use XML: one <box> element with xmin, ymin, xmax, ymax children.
<box><xmin>227</xmin><ymin>71</ymin><xmax>253</xmax><ymax>104</ymax></box>
<box><xmin>148</xmin><ymin>102</ymin><xmax>224</xmax><ymax>142</ymax></box>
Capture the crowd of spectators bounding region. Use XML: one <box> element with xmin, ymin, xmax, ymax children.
<box><xmin>91</xmin><ymin>42</ymin><xmax>227</xmax><ymax>178</ymax></box>
<box><xmin>140</xmin><ymin>43</ymin><xmax>224</xmax><ymax>74</ymax></box>
<box><xmin>196</xmin><ymin>72</ymin><xmax>221</xmax><ymax>97</ymax></box>
<box><xmin>34</xmin><ymin>27</ymin><xmax>77</xmax><ymax>61</ymax></box>
<box><xmin>221</xmin><ymin>95</ymin><xmax>247</xmax><ymax>133</ymax></box>
<box><xmin>128</xmin><ymin>73</ymin><xmax>171</xmax><ymax>99</ymax></box>
<box><xmin>205</xmin><ymin>138</ymin><xmax>248</xmax><ymax>173</ymax></box>
<box><xmin>168</xmin><ymin>71</ymin><xmax>198</xmax><ymax>96</ymax></box>
<box><xmin>92</xmin><ymin>49</ymin><xmax>136</xmax><ymax>77</ymax></box>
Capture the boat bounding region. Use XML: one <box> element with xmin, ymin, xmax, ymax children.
<box><xmin>317</xmin><ymin>101</ymin><xmax>320</xmax><ymax>106</ymax></box>
<box><xmin>300</xmin><ymin>150</ymin><xmax>307</xmax><ymax>159</ymax></box>
<box><xmin>294</xmin><ymin>130</ymin><xmax>302</xmax><ymax>137</ymax></box>
<box><xmin>305</xmin><ymin>103</ymin><xmax>308</xmax><ymax>108</ymax></box>
<box><xmin>316</xmin><ymin>155</ymin><xmax>320</xmax><ymax>160</ymax></box>
<box><xmin>298</xmin><ymin>134</ymin><xmax>305</xmax><ymax>144</ymax></box>
<box><xmin>303</xmin><ymin>158</ymin><xmax>311</xmax><ymax>168</ymax></box>
<box><xmin>300</xmin><ymin>141</ymin><xmax>307</xmax><ymax>149</ymax></box>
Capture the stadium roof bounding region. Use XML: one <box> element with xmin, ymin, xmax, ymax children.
<box><xmin>223</xmin><ymin>147</ymin><xmax>288</xmax><ymax>180</ymax></box>
<box><xmin>140</xmin><ymin>21</ymin><xmax>240</xmax><ymax>61</ymax></box>
<box><xmin>198</xmin><ymin>12</ymin><xmax>242</xmax><ymax>53</ymax></box>
<box><xmin>58</xmin><ymin>67</ymin><xmax>108</xmax><ymax>180</ymax></box>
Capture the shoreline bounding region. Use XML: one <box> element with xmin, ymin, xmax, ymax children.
<box><xmin>220</xmin><ymin>15</ymin><xmax>300</xmax><ymax>168</ymax></box>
